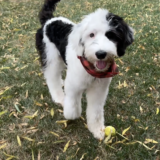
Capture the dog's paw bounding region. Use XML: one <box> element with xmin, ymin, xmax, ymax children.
<box><xmin>64</xmin><ymin>106</ymin><xmax>81</xmax><ymax>120</ymax></box>
<box><xmin>64</xmin><ymin>110</ymin><xmax>80</xmax><ymax>120</ymax></box>
<box><xmin>88</xmin><ymin>125</ymin><xmax>105</xmax><ymax>140</ymax></box>
<box><xmin>92</xmin><ymin>128</ymin><xmax>105</xmax><ymax>140</ymax></box>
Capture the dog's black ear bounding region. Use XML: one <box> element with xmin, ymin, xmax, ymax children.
<box><xmin>107</xmin><ymin>13</ymin><xmax>134</xmax><ymax>57</ymax></box>
<box><xmin>117</xmin><ymin>26</ymin><xmax>134</xmax><ymax>57</ymax></box>
<box><xmin>125</xmin><ymin>26</ymin><xmax>134</xmax><ymax>47</ymax></box>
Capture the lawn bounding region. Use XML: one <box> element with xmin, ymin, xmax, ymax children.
<box><xmin>0</xmin><ymin>0</ymin><xmax>160</xmax><ymax>159</ymax></box>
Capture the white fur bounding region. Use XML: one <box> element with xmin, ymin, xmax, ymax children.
<box><xmin>42</xmin><ymin>9</ymin><xmax>119</xmax><ymax>139</ymax></box>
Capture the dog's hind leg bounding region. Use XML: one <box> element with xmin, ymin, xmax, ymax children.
<box><xmin>43</xmin><ymin>43</ymin><xmax>65</xmax><ymax>106</ymax></box>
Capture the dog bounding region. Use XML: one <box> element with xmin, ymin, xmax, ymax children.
<box><xmin>36</xmin><ymin>0</ymin><xmax>134</xmax><ymax>139</ymax></box>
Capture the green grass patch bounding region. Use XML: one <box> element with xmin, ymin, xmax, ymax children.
<box><xmin>0</xmin><ymin>0</ymin><xmax>160</xmax><ymax>159</ymax></box>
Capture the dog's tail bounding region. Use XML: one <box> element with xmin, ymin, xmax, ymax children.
<box><xmin>39</xmin><ymin>0</ymin><xmax>61</xmax><ymax>25</ymax></box>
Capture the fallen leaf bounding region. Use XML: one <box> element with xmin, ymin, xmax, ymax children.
<box><xmin>53</xmin><ymin>140</ymin><xmax>66</xmax><ymax>144</ymax></box>
<box><xmin>118</xmin><ymin>59</ymin><xmax>124</xmax><ymax>64</ymax></box>
<box><xmin>13</xmin><ymin>28</ymin><xmax>21</xmax><ymax>32</ymax></box>
<box><xmin>156</xmin><ymin>108</ymin><xmax>159</xmax><ymax>115</ymax></box>
<box><xmin>22</xmin><ymin>137</ymin><xmax>35</xmax><ymax>142</ymax></box>
<box><xmin>73</xmin><ymin>148</ymin><xmax>80</xmax><ymax>158</ymax></box>
<box><xmin>80</xmin><ymin>116</ymin><xmax>85</xmax><ymax>121</ymax></box>
<box><xmin>84</xmin><ymin>123</ymin><xmax>88</xmax><ymax>129</ymax></box>
<box><xmin>136</xmin><ymin>141</ymin><xmax>153</xmax><ymax>150</ymax></box>
<box><xmin>35</xmin><ymin>102</ymin><xmax>43</xmax><ymax>107</ymax></box>
<box><xmin>57</xmin><ymin>109</ymin><xmax>63</xmax><ymax>113</ymax></box>
<box><xmin>151</xmin><ymin>85</ymin><xmax>156</xmax><ymax>91</ymax></box>
<box><xmin>40</xmin><ymin>94</ymin><xmax>43</xmax><ymax>100</ymax></box>
<box><xmin>0</xmin><ymin>86</ymin><xmax>12</xmax><ymax>96</ymax></box>
<box><xmin>80</xmin><ymin>153</ymin><xmax>87</xmax><ymax>160</ymax></box>
<box><xmin>0</xmin><ymin>143</ymin><xmax>7</xmax><ymax>150</ymax></box>
<box><xmin>0</xmin><ymin>110</ymin><xmax>7</xmax><ymax>117</ymax></box>
<box><xmin>144</xmin><ymin>139</ymin><xmax>158</xmax><ymax>144</ymax></box>
<box><xmin>44</xmin><ymin>103</ymin><xmax>48</xmax><ymax>107</ymax></box>
<box><xmin>56</xmin><ymin>120</ymin><xmax>68</xmax><ymax>128</ymax></box>
<box><xmin>140</xmin><ymin>106</ymin><xmax>143</xmax><ymax>114</ymax></box>
<box><xmin>26</xmin><ymin>90</ymin><xmax>28</xmax><ymax>99</ymax></box>
<box><xmin>94</xmin><ymin>157</ymin><xmax>100</xmax><ymax>160</ymax></box>
<box><xmin>50</xmin><ymin>131</ymin><xmax>59</xmax><ymax>138</ymax></box>
<box><xmin>116</xmin><ymin>132</ymin><xmax>129</xmax><ymax>140</ymax></box>
<box><xmin>17</xmin><ymin>136</ymin><xmax>21</xmax><ymax>147</ymax></box>
<box><xmin>63</xmin><ymin>140</ymin><xmax>70</xmax><ymax>152</ymax></box>
<box><xmin>3</xmin><ymin>152</ymin><xmax>18</xmax><ymax>159</ymax></box>
<box><xmin>14</xmin><ymin>104</ymin><xmax>21</xmax><ymax>113</ymax></box>
<box><xmin>50</xmin><ymin>108</ymin><xmax>54</xmax><ymax>118</ymax></box>
<box><xmin>106</xmin><ymin>144</ymin><xmax>117</xmax><ymax>150</ymax></box>
<box><xmin>21</xmin><ymin>83</ymin><xmax>26</xmax><ymax>87</ymax></box>
<box><xmin>20</xmin><ymin>65</ymin><xmax>28</xmax><ymax>70</ymax></box>
<box><xmin>19</xmin><ymin>123</ymin><xmax>28</xmax><ymax>127</ymax></box>
<box><xmin>26</xmin><ymin>129</ymin><xmax>38</xmax><ymax>134</ymax></box>
<box><xmin>32</xmin><ymin>149</ymin><xmax>34</xmax><ymax>160</ymax></box>
<box><xmin>125</xmin><ymin>67</ymin><xmax>130</xmax><ymax>72</ymax></box>
<box><xmin>139</xmin><ymin>45</ymin><xmax>145</xmax><ymax>50</ymax></box>
<box><xmin>119</xmin><ymin>72</ymin><xmax>123</xmax><ymax>76</ymax></box>
<box><xmin>112</xmin><ymin>139</ymin><xmax>126</xmax><ymax>146</ymax></box>
<box><xmin>122</xmin><ymin>126</ymin><xmax>131</xmax><ymax>136</ymax></box>
<box><xmin>124</xmin><ymin>81</ymin><xmax>128</xmax><ymax>87</ymax></box>
<box><xmin>0</xmin><ymin>67</ymin><xmax>10</xmax><ymax>70</ymax></box>
<box><xmin>0</xmin><ymin>140</ymin><xmax>7</xmax><ymax>145</ymax></box>
<box><xmin>155</xmin><ymin>150</ymin><xmax>160</xmax><ymax>154</ymax></box>
<box><xmin>34</xmin><ymin>57</ymin><xmax>39</xmax><ymax>61</ymax></box>
<box><xmin>117</xmin><ymin>81</ymin><xmax>123</xmax><ymax>89</ymax></box>
<box><xmin>104</xmin><ymin>132</ymin><xmax>111</xmax><ymax>144</ymax></box>
<box><xmin>134</xmin><ymin>119</ymin><xmax>140</xmax><ymax>123</ymax></box>
<box><xmin>24</xmin><ymin>110</ymin><xmax>38</xmax><ymax>119</ymax></box>
<box><xmin>126</xmin><ymin>141</ymin><xmax>137</xmax><ymax>145</ymax></box>
<box><xmin>38</xmin><ymin>151</ymin><xmax>41</xmax><ymax>160</ymax></box>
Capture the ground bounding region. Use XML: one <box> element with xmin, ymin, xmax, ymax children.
<box><xmin>0</xmin><ymin>0</ymin><xmax>160</xmax><ymax>159</ymax></box>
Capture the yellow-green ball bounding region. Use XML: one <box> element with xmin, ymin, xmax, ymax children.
<box><xmin>105</xmin><ymin>126</ymin><xmax>116</xmax><ymax>136</ymax></box>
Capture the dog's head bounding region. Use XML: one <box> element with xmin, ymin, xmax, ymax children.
<box><xmin>76</xmin><ymin>9</ymin><xmax>134</xmax><ymax>72</ymax></box>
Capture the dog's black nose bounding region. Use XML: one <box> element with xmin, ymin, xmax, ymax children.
<box><xmin>95</xmin><ymin>51</ymin><xmax>107</xmax><ymax>60</ymax></box>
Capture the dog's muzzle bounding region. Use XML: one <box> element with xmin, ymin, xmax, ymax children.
<box><xmin>77</xmin><ymin>56</ymin><xmax>119</xmax><ymax>78</ymax></box>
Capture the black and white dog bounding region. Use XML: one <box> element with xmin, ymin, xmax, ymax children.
<box><xmin>36</xmin><ymin>0</ymin><xmax>134</xmax><ymax>139</ymax></box>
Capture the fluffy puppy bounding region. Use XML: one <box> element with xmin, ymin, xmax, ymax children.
<box><xmin>36</xmin><ymin>0</ymin><xmax>134</xmax><ymax>139</ymax></box>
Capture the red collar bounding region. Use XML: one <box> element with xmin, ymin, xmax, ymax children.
<box><xmin>78</xmin><ymin>56</ymin><xmax>119</xmax><ymax>78</ymax></box>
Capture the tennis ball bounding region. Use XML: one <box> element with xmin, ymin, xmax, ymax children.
<box><xmin>105</xmin><ymin>126</ymin><xmax>116</xmax><ymax>136</ymax></box>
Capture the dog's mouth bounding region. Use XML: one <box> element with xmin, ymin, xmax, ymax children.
<box><xmin>77</xmin><ymin>56</ymin><xmax>119</xmax><ymax>78</ymax></box>
<box><xmin>95</xmin><ymin>60</ymin><xmax>108</xmax><ymax>71</ymax></box>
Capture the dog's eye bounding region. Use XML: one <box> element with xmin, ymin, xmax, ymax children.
<box><xmin>90</xmin><ymin>33</ymin><xmax>95</xmax><ymax>38</ymax></box>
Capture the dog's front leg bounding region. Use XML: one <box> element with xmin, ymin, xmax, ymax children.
<box><xmin>63</xmin><ymin>77</ymin><xmax>83</xmax><ymax>120</ymax></box>
<box><xmin>86</xmin><ymin>78</ymin><xmax>112</xmax><ymax>140</ymax></box>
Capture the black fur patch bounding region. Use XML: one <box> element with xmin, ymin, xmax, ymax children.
<box><xmin>39</xmin><ymin>0</ymin><xmax>60</xmax><ymax>25</ymax></box>
<box><xmin>46</xmin><ymin>20</ymin><xmax>73</xmax><ymax>64</ymax></box>
<box><xmin>106</xmin><ymin>13</ymin><xmax>134</xmax><ymax>57</ymax></box>
<box><xmin>36</xmin><ymin>28</ymin><xmax>47</xmax><ymax>67</ymax></box>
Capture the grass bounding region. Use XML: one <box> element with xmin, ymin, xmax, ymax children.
<box><xmin>0</xmin><ymin>0</ymin><xmax>160</xmax><ymax>159</ymax></box>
